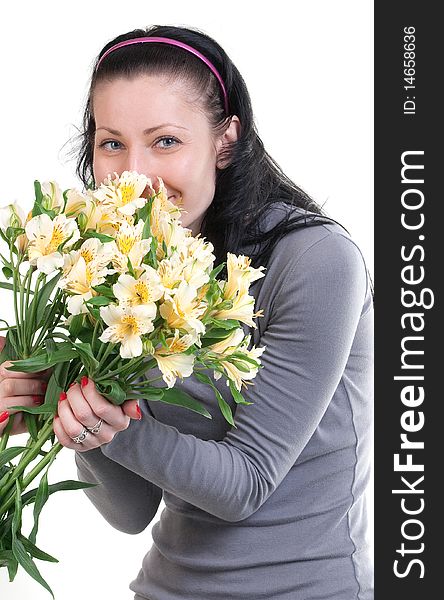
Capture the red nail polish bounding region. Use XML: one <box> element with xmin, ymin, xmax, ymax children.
<box><xmin>0</xmin><ymin>411</ymin><xmax>9</xmax><ymax>423</ymax></box>
<box><xmin>59</xmin><ymin>391</ymin><xmax>67</xmax><ymax>401</ymax></box>
<box><xmin>81</xmin><ymin>376</ymin><xmax>89</xmax><ymax>388</ymax></box>
<box><xmin>136</xmin><ymin>405</ymin><xmax>142</xmax><ymax>420</ymax></box>
<box><xmin>41</xmin><ymin>381</ymin><xmax>48</xmax><ymax>393</ymax></box>
<box><xmin>32</xmin><ymin>395</ymin><xmax>43</xmax><ymax>405</ymax></box>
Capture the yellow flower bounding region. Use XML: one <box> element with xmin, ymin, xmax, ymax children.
<box><xmin>212</xmin><ymin>288</ymin><xmax>264</xmax><ymax>328</ymax></box>
<box><xmin>94</xmin><ymin>170</ymin><xmax>149</xmax><ymax>216</ymax></box>
<box><xmin>41</xmin><ymin>181</ymin><xmax>64</xmax><ymax>212</ymax></box>
<box><xmin>113</xmin><ymin>267</ymin><xmax>164</xmax><ymax>307</ymax></box>
<box><xmin>212</xmin><ymin>334</ymin><xmax>266</xmax><ymax>392</ymax></box>
<box><xmin>25</xmin><ymin>213</ymin><xmax>80</xmax><ymax>275</ymax></box>
<box><xmin>111</xmin><ymin>220</ymin><xmax>152</xmax><ymax>274</ymax></box>
<box><xmin>159</xmin><ymin>281</ymin><xmax>207</xmax><ymax>343</ymax></box>
<box><xmin>223</xmin><ymin>253</ymin><xmax>266</xmax><ymax>299</ymax></box>
<box><xmin>153</xmin><ymin>330</ymin><xmax>195</xmax><ymax>387</ymax></box>
<box><xmin>99</xmin><ymin>304</ymin><xmax>156</xmax><ymax>358</ymax></box>
<box><xmin>58</xmin><ymin>238</ymin><xmax>114</xmax><ymax>315</ymax></box>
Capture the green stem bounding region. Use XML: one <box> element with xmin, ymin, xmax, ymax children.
<box><xmin>0</xmin><ymin>414</ymin><xmax>16</xmax><ymax>452</ymax></box>
<box><xmin>0</xmin><ymin>419</ymin><xmax>54</xmax><ymax>502</ymax></box>
<box><xmin>11</xmin><ymin>246</ymin><xmax>23</xmax><ymax>354</ymax></box>
<box><xmin>96</xmin><ymin>342</ymin><xmax>116</xmax><ymax>372</ymax></box>
<box><xmin>0</xmin><ymin>440</ymin><xmax>62</xmax><ymax>517</ymax></box>
<box><xmin>30</xmin><ymin>291</ymin><xmax>64</xmax><ymax>353</ymax></box>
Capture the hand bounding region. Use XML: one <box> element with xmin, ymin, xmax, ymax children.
<box><xmin>0</xmin><ymin>335</ymin><xmax>52</xmax><ymax>436</ymax></box>
<box><xmin>53</xmin><ymin>376</ymin><xmax>141</xmax><ymax>453</ymax></box>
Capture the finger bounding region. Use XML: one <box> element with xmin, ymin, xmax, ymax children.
<box><xmin>0</xmin><ymin>361</ymin><xmax>49</xmax><ymax>382</ymax></box>
<box><xmin>64</xmin><ymin>384</ymin><xmax>101</xmax><ymax>430</ymax></box>
<box><xmin>79</xmin><ymin>377</ymin><xmax>130</xmax><ymax>431</ymax></box>
<box><xmin>52</xmin><ymin>415</ymin><xmax>97</xmax><ymax>451</ymax></box>
<box><xmin>122</xmin><ymin>399</ymin><xmax>142</xmax><ymax>420</ymax></box>
<box><xmin>0</xmin><ymin>378</ymin><xmax>47</xmax><ymax>398</ymax></box>
<box><xmin>0</xmin><ymin>410</ymin><xmax>10</xmax><ymax>433</ymax></box>
<box><xmin>1</xmin><ymin>394</ymin><xmax>44</xmax><ymax>414</ymax></box>
<box><xmin>55</xmin><ymin>397</ymin><xmax>115</xmax><ymax>450</ymax></box>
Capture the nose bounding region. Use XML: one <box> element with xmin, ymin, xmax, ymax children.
<box><xmin>125</xmin><ymin>148</ymin><xmax>146</xmax><ymax>176</ymax></box>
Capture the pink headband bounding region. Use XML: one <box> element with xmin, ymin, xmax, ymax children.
<box><xmin>96</xmin><ymin>36</ymin><xmax>229</xmax><ymax>114</ymax></box>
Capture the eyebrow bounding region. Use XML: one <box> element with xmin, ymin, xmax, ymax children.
<box><xmin>95</xmin><ymin>124</ymin><xmax>189</xmax><ymax>135</ymax></box>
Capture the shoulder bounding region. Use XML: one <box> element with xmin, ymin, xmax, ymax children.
<box><xmin>252</xmin><ymin>202</ymin><xmax>371</xmax><ymax>311</ymax></box>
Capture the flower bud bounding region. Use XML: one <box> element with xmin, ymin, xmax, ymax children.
<box><xmin>142</xmin><ymin>339</ymin><xmax>155</xmax><ymax>355</ymax></box>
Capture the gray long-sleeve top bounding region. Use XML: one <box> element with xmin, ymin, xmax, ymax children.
<box><xmin>75</xmin><ymin>204</ymin><xmax>374</xmax><ymax>600</ymax></box>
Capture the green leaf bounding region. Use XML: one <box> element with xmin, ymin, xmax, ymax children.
<box><xmin>228</xmin><ymin>380</ymin><xmax>254</xmax><ymax>405</ymax></box>
<box><xmin>12</xmin><ymin>535</ymin><xmax>55</xmax><ymax>597</ymax></box>
<box><xmin>209</xmin><ymin>262</ymin><xmax>226</xmax><ymax>280</ymax></box>
<box><xmin>0</xmin><ymin>331</ymin><xmax>18</xmax><ymax>363</ymax></box>
<box><xmin>86</xmin><ymin>295</ymin><xmax>111</xmax><ymax>306</ymax></box>
<box><xmin>91</xmin><ymin>284</ymin><xmax>115</xmax><ymax>298</ymax></box>
<box><xmin>29</xmin><ymin>468</ymin><xmax>50</xmax><ymax>545</ymax></box>
<box><xmin>72</xmin><ymin>341</ymin><xmax>99</xmax><ymax>373</ymax></box>
<box><xmin>160</xmin><ymin>387</ymin><xmax>212</xmax><ymax>419</ymax></box>
<box><xmin>215</xmin><ymin>391</ymin><xmax>235</xmax><ymax>427</ymax></box>
<box><xmin>68</xmin><ymin>313</ymin><xmax>86</xmax><ymax>339</ymax></box>
<box><xmin>21</xmin><ymin>479</ymin><xmax>97</xmax><ymax>507</ymax></box>
<box><xmin>0</xmin><ymin>446</ymin><xmax>28</xmax><ymax>468</ymax></box>
<box><xmin>18</xmin><ymin>534</ymin><xmax>59</xmax><ymax>563</ymax></box>
<box><xmin>23</xmin><ymin>413</ymin><xmax>39</xmax><ymax>441</ymax></box>
<box><xmin>82</xmin><ymin>230</ymin><xmax>115</xmax><ymax>243</ymax></box>
<box><xmin>27</xmin><ymin>271</ymin><xmax>62</xmax><ymax>328</ymax></box>
<box><xmin>126</xmin><ymin>387</ymin><xmax>164</xmax><ymax>401</ymax></box>
<box><xmin>95</xmin><ymin>380</ymin><xmax>126</xmax><ymax>405</ymax></box>
<box><xmin>192</xmin><ymin>371</ymin><xmax>214</xmax><ymax>386</ymax></box>
<box><xmin>33</xmin><ymin>180</ymin><xmax>44</xmax><ymax>204</ymax></box>
<box><xmin>7</xmin><ymin>344</ymin><xmax>77</xmax><ymax>373</ymax></box>
<box><xmin>209</xmin><ymin>318</ymin><xmax>240</xmax><ymax>330</ymax></box>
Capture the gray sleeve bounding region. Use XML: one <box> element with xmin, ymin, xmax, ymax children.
<box><xmin>99</xmin><ymin>232</ymin><xmax>368</xmax><ymax>522</ymax></box>
<box><xmin>75</xmin><ymin>447</ymin><xmax>163</xmax><ymax>534</ymax></box>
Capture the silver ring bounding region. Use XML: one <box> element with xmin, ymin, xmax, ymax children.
<box><xmin>86</xmin><ymin>418</ymin><xmax>103</xmax><ymax>434</ymax></box>
<box><xmin>71</xmin><ymin>427</ymin><xmax>89</xmax><ymax>444</ymax></box>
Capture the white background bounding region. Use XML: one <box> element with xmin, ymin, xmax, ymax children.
<box><xmin>0</xmin><ymin>1</ymin><xmax>373</xmax><ymax>598</ymax></box>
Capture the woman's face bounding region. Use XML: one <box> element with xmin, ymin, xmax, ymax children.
<box><xmin>92</xmin><ymin>75</ymin><xmax>226</xmax><ymax>236</ymax></box>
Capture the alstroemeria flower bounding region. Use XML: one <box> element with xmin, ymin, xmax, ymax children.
<box><xmin>41</xmin><ymin>181</ymin><xmax>64</xmax><ymax>212</ymax></box>
<box><xmin>212</xmin><ymin>334</ymin><xmax>266</xmax><ymax>392</ymax></box>
<box><xmin>58</xmin><ymin>238</ymin><xmax>115</xmax><ymax>314</ymax></box>
<box><xmin>211</xmin><ymin>288</ymin><xmax>264</xmax><ymax>328</ymax></box>
<box><xmin>94</xmin><ymin>170</ymin><xmax>150</xmax><ymax>216</ymax></box>
<box><xmin>111</xmin><ymin>220</ymin><xmax>152</xmax><ymax>274</ymax></box>
<box><xmin>99</xmin><ymin>304</ymin><xmax>157</xmax><ymax>358</ymax></box>
<box><xmin>113</xmin><ymin>266</ymin><xmax>164</xmax><ymax>307</ymax></box>
<box><xmin>0</xmin><ymin>201</ymin><xmax>28</xmax><ymax>253</ymax></box>
<box><xmin>223</xmin><ymin>253</ymin><xmax>266</xmax><ymax>299</ymax></box>
<box><xmin>159</xmin><ymin>281</ymin><xmax>207</xmax><ymax>343</ymax></box>
<box><xmin>25</xmin><ymin>213</ymin><xmax>80</xmax><ymax>274</ymax></box>
<box><xmin>153</xmin><ymin>329</ymin><xmax>195</xmax><ymax>387</ymax></box>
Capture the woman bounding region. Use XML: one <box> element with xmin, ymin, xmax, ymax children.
<box><xmin>0</xmin><ymin>25</ymin><xmax>373</xmax><ymax>600</ymax></box>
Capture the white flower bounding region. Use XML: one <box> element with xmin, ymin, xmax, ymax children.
<box><xmin>58</xmin><ymin>238</ymin><xmax>115</xmax><ymax>315</ymax></box>
<box><xmin>25</xmin><ymin>213</ymin><xmax>80</xmax><ymax>275</ymax></box>
<box><xmin>41</xmin><ymin>181</ymin><xmax>64</xmax><ymax>212</ymax></box>
<box><xmin>111</xmin><ymin>220</ymin><xmax>151</xmax><ymax>274</ymax></box>
<box><xmin>224</xmin><ymin>253</ymin><xmax>266</xmax><ymax>299</ymax></box>
<box><xmin>94</xmin><ymin>170</ymin><xmax>150</xmax><ymax>216</ymax></box>
<box><xmin>159</xmin><ymin>281</ymin><xmax>207</xmax><ymax>343</ymax></box>
<box><xmin>0</xmin><ymin>201</ymin><xmax>26</xmax><ymax>231</ymax></box>
<box><xmin>99</xmin><ymin>304</ymin><xmax>156</xmax><ymax>358</ymax></box>
<box><xmin>113</xmin><ymin>267</ymin><xmax>164</xmax><ymax>307</ymax></box>
<box><xmin>212</xmin><ymin>334</ymin><xmax>266</xmax><ymax>392</ymax></box>
<box><xmin>153</xmin><ymin>330</ymin><xmax>195</xmax><ymax>387</ymax></box>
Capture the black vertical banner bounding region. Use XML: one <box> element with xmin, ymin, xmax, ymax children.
<box><xmin>375</xmin><ymin>2</ymin><xmax>441</xmax><ymax>598</ymax></box>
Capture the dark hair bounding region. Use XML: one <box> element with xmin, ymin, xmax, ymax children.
<box><xmin>74</xmin><ymin>25</ymin><xmax>369</xmax><ymax>290</ymax></box>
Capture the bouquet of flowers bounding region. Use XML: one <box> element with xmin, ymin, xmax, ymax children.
<box><xmin>0</xmin><ymin>171</ymin><xmax>266</xmax><ymax>596</ymax></box>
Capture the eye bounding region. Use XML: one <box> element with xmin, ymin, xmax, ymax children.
<box><xmin>97</xmin><ymin>140</ymin><xmax>122</xmax><ymax>151</ymax></box>
<box><xmin>154</xmin><ymin>136</ymin><xmax>180</xmax><ymax>149</ymax></box>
